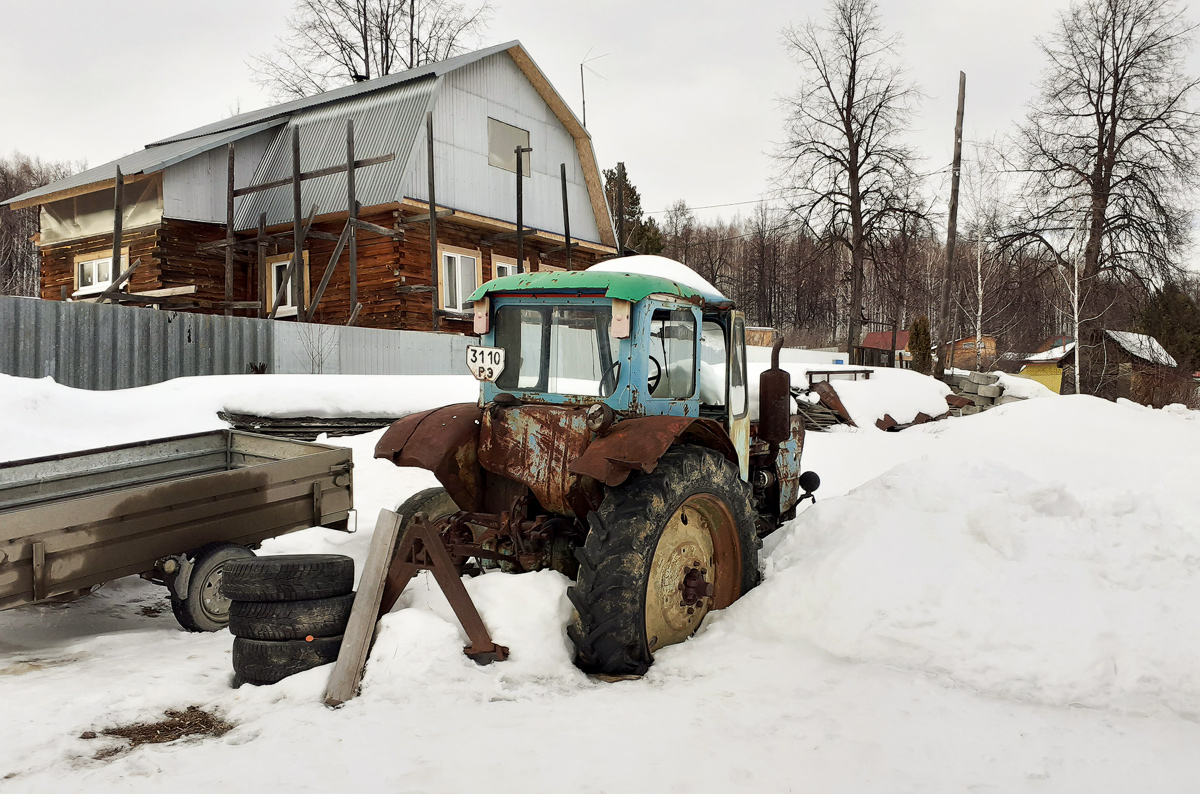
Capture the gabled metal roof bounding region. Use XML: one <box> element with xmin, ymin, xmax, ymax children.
<box><xmin>152</xmin><ymin>41</ymin><xmax>520</xmax><ymax>146</ymax></box>
<box><xmin>2</xmin><ymin>119</ymin><xmax>286</xmax><ymax>208</ymax></box>
<box><xmin>469</xmin><ymin>270</ymin><xmax>728</xmax><ymax>307</ymax></box>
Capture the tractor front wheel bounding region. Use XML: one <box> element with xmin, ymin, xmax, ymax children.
<box><xmin>568</xmin><ymin>445</ymin><xmax>760</xmax><ymax>676</ymax></box>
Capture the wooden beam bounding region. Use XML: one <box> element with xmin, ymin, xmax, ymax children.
<box><xmin>111</xmin><ymin>167</ymin><xmax>124</xmax><ymax>290</ymax></box>
<box><xmin>484</xmin><ymin>228</ymin><xmax>537</xmax><ymax>244</ymax></box>
<box><xmin>324</xmin><ymin>509</ymin><xmax>404</xmax><ymax>707</ymax></box>
<box><xmin>402</xmin><ymin>209</ymin><xmax>453</xmax><ymax>224</ymax></box>
<box><xmin>94</xmin><ymin>257</ymin><xmax>142</xmax><ymax>304</ymax></box>
<box><xmin>136</xmin><ymin>285</ymin><xmax>198</xmax><ymax>297</ymax></box>
<box><xmin>561</xmin><ymin>162</ymin><xmax>572</xmax><ymax>269</ymax></box>
<box><xmin>347</xmin><ymin>120</ymin><xmax>358</xmax><ymax>313</ymax></box>
<box><xmin>292</xmin><ymin>128</ymin><xmax>305</xmax><ymax>321</ymax></box>
<box><xmin>353</xmin><ymin>218</ymin><xmax>403</xmax><ymax>238</ymax></box>
<box><xmin>427</xmin><ymin>110</ymin><xmax>439</xmax><ymax>333</ymax></box>
<box><xmin>346</xmin><ymin>302</ymin><xmax>363</xmax><ymax>327</ymax></box>
<box><xmin>224</xmin><ymin>143</ymin><xmax>235</xmax><ymax>316</ymax></box>
<box><xmin>232</xmin><ymin>154</ymin><xmax>395</xmax><ymax>198</ymax></box>
<box><xmin>256</xmin><ymin>213</ymin><xmax>267</xmax><ymax>319</ymax></box>
<box><xmin>308</xmin><ymin>222</ymin><xmax>351</xmax><ymax>314</ymax></box>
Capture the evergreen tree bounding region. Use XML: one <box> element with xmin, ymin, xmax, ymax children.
<box><xmin>909</xmin><ymin>315</ymin><xmax>932</xmax><ymax>375</ymax></box>
<box><xmin>602</xmin><ymin>165</ymin><xmax>664</xmax><ymax>256</ymax></box>
<box><xmin>1140</xmin><ymin>281</ymin><xmax>1200</xmax><ymax>371</ymax></box>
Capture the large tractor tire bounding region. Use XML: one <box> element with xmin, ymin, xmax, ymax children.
<box><xmin>395</xmin><ymin>487</ymin><xmax>458</xmax><ymax>526</ymax></box>
<box><xmin>568</xmin><ymin>445</ymin><xmax>760</xmax><ymax>676</ymax></box>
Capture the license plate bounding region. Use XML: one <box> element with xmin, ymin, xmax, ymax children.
<box><xmin>465</xmin><ymin>345</ymin><xmax>506</xmax><ymax>382</ymax></box>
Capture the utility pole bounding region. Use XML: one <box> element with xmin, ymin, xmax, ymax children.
<box><xmin>936</xmin><ymin>71</ymin><xmax>966</xmax><ymax>380</ymax></box>
<box><xmin>616</xmin><ymin>161</ymin><xmax>626</xmax><ymax>256</ymax></box>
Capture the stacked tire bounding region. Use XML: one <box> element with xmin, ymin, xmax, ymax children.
<box><xmin>222</xmin><ymin>554</ymin><xmax>356</xmax><ymax>687</ymax></box>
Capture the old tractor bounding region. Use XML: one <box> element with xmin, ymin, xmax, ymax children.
<box><xmin>375</xmin><ymin>258</ymin><xmax>817</xmax><ymax>675</ymax></box>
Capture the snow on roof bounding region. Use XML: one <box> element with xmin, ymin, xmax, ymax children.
<box><xmin>1024</xmin><ymin>343</ymin><xmax>1075</xmax><ymax>363</ymax></box>
<box><xmin>588</xmin><ymin>256</ymin><xmax>730</xmax><ymax>306</ymax></box>
<box><xmin>1104</xmin><ymin>331</ymin><xmax>1178</xmax><ymax>367</ymax></box>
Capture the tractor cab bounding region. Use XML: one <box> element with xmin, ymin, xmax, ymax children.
<box><xmin>468</xmin><ymin>269</ymin><xmax>752</xmax><ymax>476</ymax></box>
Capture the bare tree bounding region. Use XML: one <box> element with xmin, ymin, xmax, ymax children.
<box><xmin>0</xmin><ymin>153</ymin><xmax>79</xmax><ymax>297</ymax></box>
<box><xmin>778</xmin><ymin>0</ymin><xmax>921</xmax><ymax>358</ymax></box>
<box><xmin>661</xmin><ymin>200</ymin><xmax>697</xmax><ymax>265</ymax></box>
<box><xmin>252</xmin><ymin>0</ymin><xmax>492</xmax><ymax>100</ymax></box>
<box><xmin>1010</xmin><ymin>0</ymin><xmax>1200</xmax><ymax>291</ymax></box>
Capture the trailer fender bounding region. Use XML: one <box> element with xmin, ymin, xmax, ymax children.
<box><xmin>567</xmin><ymin>416</ymin><xmax>739</xmax><ymax>488</ymax></box>
<box><xmin>374</xmin><ymin>404</ymin><xmax>485</xmax><ymax>512</ymax></box>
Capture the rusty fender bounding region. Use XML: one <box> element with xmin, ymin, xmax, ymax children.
<box><xmin>374</xmin><ymin>404</ymin><xmax>484</xmax><ymax>511</ymax></box>
<box><xmin>567</xmin><ymin>416</ymin><xmax>739</xmax><ymax>488</ymax></box>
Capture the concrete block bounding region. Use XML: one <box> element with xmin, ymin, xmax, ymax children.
<box><xmin>971</xmin><ymin>393</ymin><xmax>994</xmax><ymax>407</ymax></box>
<box><xmin>961</xmin><ymin>405</ymin><xmax>981</xmax><ymax>415</ymax></box>
<box><xmin>968</xmin><ymin>371</ymin><xmax>999</xmax><ymax>386</ymax></box>
<box><xmin>978</xmin><ymin>383</ymin><xmax>1002</xmax><ymax>398</ymax></box>
<box><xmin>995</xmin><ymin>394</ymin><xmax>1025</xmax><ymax>405</ymax></box>
<box><xmin>961</xmin><ymin>380</ymin><xmax>979</xmax><ymax>394</ymax></box>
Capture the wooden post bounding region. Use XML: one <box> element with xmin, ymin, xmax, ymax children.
<box><xmin>560</xmin><ymin>162</ymin><xmax>572</xmax><ymax>270</ymax></box>
<box><xmin>936</xmin><ymin>72</ymin><xmax>966</xmax><ymax>381</ymax></box>
<box><xmin>347</xmin><ymin>120</ymin><xmax>359</xmax><ymax>314</ymax></box>
<box><xmin>427</xmin><ymin>111</ymin><xmax>440</xmax><ymax>332</ymax></box>
<box><xmin>225</xmin><ymin>143</ymin><xmax>236</xmax><ymax>316</ymax></box>
<box><xmin>515</xmin><ymin>145</ymin><xmax>533</xmax><ymax>273</ymax></box>
<box><xmin>111</xmin><ymin>166</ymin><xmax>123</xmax><ymax>284</ymax></box>
<box><xmin>256</xmin><ymin>213</ymin><xmax>267</xmax><ymax>318</ymax></box>
<box><xmin>616</xmin><ymin>161</ymin><xmax>626</xmax><ymax>256</ymax></box>
<box><xmin>292</xmin><ymin>127</ymin><xmax>305</xmax><ymax>321</ymax></box>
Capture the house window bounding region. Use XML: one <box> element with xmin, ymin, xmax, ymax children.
<box><xmin>440</xmin><ymin>246</ymin><xmax>482</xmax><ymax>313</ymax></box>
<box><xmin>491</xmin><ymin>254</ymin><xmax>528</xmax><ymax>280</ymax></box>
<box><xmin>73</xmin><ymin>249</ymin><xmax>127</xmax><ymax>297</ymax></box>
<box><xmin>487</xmin><ymin>118</ymin><xmax>530</xmax><ymax>176</ymax></box>
<box><xmin>266</xmin><ymin>251</ymin><xmax>309</xmax><ymax>316</ymax></box>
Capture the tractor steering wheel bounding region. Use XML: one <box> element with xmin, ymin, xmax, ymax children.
<box><xmin>647</xmin><ymin>356</ymin><xmax>663</xmax><ymax>395</ymax></box>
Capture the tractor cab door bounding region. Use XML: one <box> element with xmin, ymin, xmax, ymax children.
<box><xmin>727</xmin><ymin>313</ymin><xmax>750</xmax><ymax>480</ymax></box>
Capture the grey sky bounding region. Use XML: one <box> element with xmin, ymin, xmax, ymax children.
<box><xmin>0</xmin><ymin>0</ymin><xmax>1088</xmax><ymax>223</ymax></box>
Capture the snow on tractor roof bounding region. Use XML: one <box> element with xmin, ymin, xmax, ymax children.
<box><xmin>469</xmin><ymin>256</ymin><xmax>733</xmax><ymax>307</ymax></box>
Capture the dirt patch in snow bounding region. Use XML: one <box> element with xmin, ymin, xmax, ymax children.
<box><xmin>82</xmin><ymin>706</ymin><xmax>233</xmax><ymax>759</ymax></box>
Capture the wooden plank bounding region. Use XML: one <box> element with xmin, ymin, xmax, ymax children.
<box><xmin>233</xmin><ymin>154</ymin><xmax>396</xmax><ymax>198</ymax></box>
<box><xmin>324</xmin><ymin>509</ymin><xmax>404</xmax><ymax>708</ymax></box>
<box><xmin>136</xmin><ymin>285</ymin><xmax>198</xmax><ymax>297</ymax></box>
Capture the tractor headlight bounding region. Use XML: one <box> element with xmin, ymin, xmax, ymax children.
<box><xmin>585</xmin><ymin>403</ymin><xmax>615</xmax><ymax>434</ymax></box>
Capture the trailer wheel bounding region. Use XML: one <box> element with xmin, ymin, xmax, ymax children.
<box><xmin>171</xmin><ymin>543</ymin><xmax>255</xmax><ymax>632</ymax></box>
<box><xmin>568</xmin><ymin>445</ymin><xmax>760</xmax><ymax>676</ymax></box>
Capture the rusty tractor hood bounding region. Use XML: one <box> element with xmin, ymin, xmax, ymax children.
<box><xmin>375</xmin><ymin>404</ymin><xmax>484</xmax><ymax>512</ymax></box>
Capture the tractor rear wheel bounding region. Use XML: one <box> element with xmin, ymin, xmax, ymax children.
<box><xmin>568</xmin><ymin>445</ymin><xmax>760</xmax><ymax>676</ymax></box>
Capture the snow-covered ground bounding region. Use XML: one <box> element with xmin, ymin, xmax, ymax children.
<box><xmin>3</xmin><ymin>374</ymin><xmax>1200</xmax><ymax>792</ymax></box>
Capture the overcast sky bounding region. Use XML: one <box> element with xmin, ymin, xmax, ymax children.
<box><xmin>0</xmin><ymin>0</ymin><xmax>1089</xmax><ymax>223</ymax></box>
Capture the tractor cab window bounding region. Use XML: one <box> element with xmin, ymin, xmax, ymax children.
<box><xmin>648</xmin><ymin>309</ymin><xmax>696</xmax><ymax>399</ymax></box>
<box><xmin>493</xmin><ymin>304</ymin><xmax>619</xmax><ymax>397</ymax></box>
<box><xmin>730</xmin><ymin>318</ymin><xmax>748</xmax><ymax>417</ymax></box>
<box><xmin>699</xmin><ymin>320</ymin><xmax>727</xmax><ymax>407</ymax></box>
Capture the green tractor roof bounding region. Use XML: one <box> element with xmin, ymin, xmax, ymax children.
<box><xmin>469</xmin><ymin>269</ymin><xmax>732</xmax><ymax>307</ymax></box>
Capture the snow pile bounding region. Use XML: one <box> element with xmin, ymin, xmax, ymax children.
<box><xmin>740</xmin><ymin>396</ymin><xmax>1200</xmax><ymax>717</ymax></box>
<box><xmin>1024</xmin><ymin>343</ymin><xmax>1075</xmax><ymax>363</ymax></box>
<box><xmin>995</xmin><ymin>371</ymin><xmax>1057</xmax><ymax>399</ymax></box>
<box><xmin>823</xmin><ymin>367</ymin><xmax>952</xmax><ymax>426</ymax></box>
<box><xmin>588</xmin><ymin>255</ymin><xmax>727</xmax><ymax>303</ymax></box>
<box><xmin>0</xmin><ymin>373</ymin><xmax>477</xmax><ymax>463</ymax></box>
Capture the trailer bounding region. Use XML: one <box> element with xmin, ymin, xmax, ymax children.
<box><xmin>0</xmin><ymin>430</ymin><xmax>353</xmax><ymax>631</ymax></box>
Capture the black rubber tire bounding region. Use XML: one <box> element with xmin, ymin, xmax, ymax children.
<box><xmin>396</xmin><ymin>487</ymin><xmax>458</xmax><ymax>524</ymax></box>
<box><xmin>229</xmin><ymin>593</ymin><xmax>356</xmax><ymax>640</ymax></box>
<box><xmin>231</xmin><ymin>635</ymin><xmax>343</xmax><ymax>684</ymax></box>
<box><xmin>567</xmin><ymin>445</ymin><xmax>760</xmax><ymax>676</ymax></box>
<box><xmin>171</xmin><ymin>543</ymin><xmax>256</xmax><ymax>632</ymax></box>
<box><xmin>222</xmin><ymin>554</ymin><xmax>354</xmax><ymax>602</ymax></box>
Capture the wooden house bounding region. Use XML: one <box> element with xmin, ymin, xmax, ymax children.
<box><xmin>942</xmin><ymin>335</ymin><xmax>997</xmax><ymax>371</ymax></box>
<box><xmin>854</xmin><ymin>330</ymin><xmax>910</xmax><ymax>368</ymax></box>
<box><xmin>1079</xmin><ymin>330</ymin><xmax>1181</xmax><ymax>405</ymax></box>
<box><xmin>2</xmin><ymin>42</ymin><xmax>617</xmax><ymax>334</ymax></box>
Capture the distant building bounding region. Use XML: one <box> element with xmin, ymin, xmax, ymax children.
<box><xmin>854</xmin><ymin>330</ymin><xmax>910</xmax><ymax>368</ymax></box>
<box><xmin>1015</xmin><ymin>338</ymin><xmax>1075</xmax><ymax>394</ymax></box>
<box><xmin>2</xmin><ymin>42</ymin><xmax>617</xmax><ymax>334</ymax></box>
<box><xmin>941</xmin><ymin>335</ymin><xmax>997</xmax><ymax>371</ymax></box>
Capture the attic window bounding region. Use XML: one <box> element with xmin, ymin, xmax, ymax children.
<box><xmin>488</xmin><ymin>118</ymin><xmax>530</xmax><ymax>176</ymax></box>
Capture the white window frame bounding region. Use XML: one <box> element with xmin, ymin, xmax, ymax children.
<box><xmin>491</xmin><ymin>254</ymin><xmax>531</xmax><ymax>281</ymax></box>
<box><xmin>73</xmin><ymin>249</ymin><xmax>127</xmax><ymax>298</ymax></box>
<box><xmin>440</xmin><ymin>246</ymin><xmax>482</xmax><ymax>314</ymax></box>
<box><xmin>266</xmin><ymin>251</ymin><xmax>310</xmax><ymax>317</ymax></box>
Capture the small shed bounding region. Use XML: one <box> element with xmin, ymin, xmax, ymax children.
<box><xmin>942</xmin><ymin>335</ymin><xmax>997</xmax><ymax>370</ymax></box>
<box><xmin>1016</xmin><ymin>338</ymin><xmax>1075</xmax><ymax>394</ymax></box>
<box><xmin>1090</xmin><ymin>330</ymin><xmax>1180</xmax><ymax>405</ymax></box>
<box><xmin>854</xmin><ymin>330</ymin><xmax>910</xmax><ymax>368</ymax></box>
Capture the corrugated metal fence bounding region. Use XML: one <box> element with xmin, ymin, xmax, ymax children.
<box><xmin>0</xmin><ymin>296</ymin><xmax>474</xmax><ymax>389</ymax></box>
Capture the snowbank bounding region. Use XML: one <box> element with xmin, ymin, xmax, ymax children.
<box><xmin>0</xmin><ymin>374</ymin><xmax>477</xmax><ymax>463</ymax></box>
<box><xmin>996</xmin><ymin>371</ymin><xmax>1056</xmax><ymax>399</ymax></box>
<box><xmin>745</xmin><ymin>396</ymin><xmax>1200</xmax><ymax>717</ymax></box>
